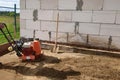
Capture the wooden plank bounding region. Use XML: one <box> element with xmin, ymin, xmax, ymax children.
<box><xmin>0</xmin><ymin>43</ymin><xmax>10</xmax><ymax>57</ymax></box>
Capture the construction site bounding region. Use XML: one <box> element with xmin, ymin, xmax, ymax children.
<box><xmin>0</xmin><ymin>0</ymin><xmax>120</xmax><ymax>80</ymax></box>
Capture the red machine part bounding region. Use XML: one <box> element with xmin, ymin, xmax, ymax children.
<box><xmin>20</xmin><ymin>40</ymin><xmax>42</xmax><ymax>61</ymax></box>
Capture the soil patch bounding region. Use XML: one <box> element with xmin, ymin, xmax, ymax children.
<box><xmin>0</xmin><ymin>50</ymin><xmax>120</xmax><ymax>80</ymax></box>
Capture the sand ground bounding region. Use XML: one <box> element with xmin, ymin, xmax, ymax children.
<box><xmin>0</xmin><ymin>50</ymin><xmax>120</xmax><ymax>80</ymax></box>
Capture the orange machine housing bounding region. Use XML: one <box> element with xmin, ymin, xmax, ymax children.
<box><xmin>21</xmin><ymin>40</ymin><xmax>42</xmax><ymax>61</ymax></box>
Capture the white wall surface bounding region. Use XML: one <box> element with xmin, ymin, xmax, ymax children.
<box><xmin>20</xmin><ymin>0</ymin><xmax>120</xmax><ymax>49</ymax></box>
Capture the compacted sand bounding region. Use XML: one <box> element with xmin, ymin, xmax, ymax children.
<box><xmin>0</xmin><ymin>50</ymin><xmax>120</xmax><ymax>80</ymax></box>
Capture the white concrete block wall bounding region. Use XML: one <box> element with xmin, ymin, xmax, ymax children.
<box><xmin>26</xmin><ymin>0</ymin><xmax>40</xmax><ymax>9</ymax></box>
<box><xmin>116</xmin><ymin>11</ymin><xmax>120</xmax><ymax>24</ymax></box>
<box><xmin>20</xmin><ymin>29</ymin><xmax>33</xmax><ymax>38</ymax></box>
<box><xmin>20</xmin><ymin>0</ymin><xmax>120</xmax><ymax>49</ymax></box>
<box><xmin>82</xmin><ymin>0</ymin><xmax>104</xmax><ymax>10</ymax></box>
<box><xmin>41</xmin><ymin>0</ymin><xmax>58</xmax><ymax>9</ymax></box>
<box><xmin>103</xmin><ymin>0</ymin><xmax>120</xmax><ymax>10</ymax></box>
<box><xmin>51</xmin><ymin>32</ymin><xmax>67</xmax><ymax>42</ymax></box>
<box><xmin>68</xmin><ymin>33</ymin><xmax>86</xmax><ymax>43</ymax></box>
<box><xmin>53</xmin><ymin>11</ymin><xmax>72</xmax><ymax>21</ymax></box>
<box><xmin>38</xmin><ymin>10</ymin><xmax>53</xmax><ymax>20</ymax></box>
<box><xmin>100</xmin><ymin>24</ymin><xmax>120</xmax><ymax>36</ymax></box>
<box><xmin>58</xmin><ymin>0</ymin><xmax>77</xmax><ymax>10</ymax></box>
<box><xmin>20</xmin><ymin>19</ymin><xmax>26</xmax><ymax>29</ymax></box>
<box><xmin>93</xmin><ymin>11</ymin><xmax>116</xmax><ymax>24</ymax></box>
<box><xmin>36</xmin><ymin>31</ymin><xmax>49</xmax><ymax>40</ymax></box>
<box><xmin>20</xmin><ymin>10</ymin><xmax>33</xmax><ymax>19</ymax></box>
<box><xmin>79</xmin><ymin>23</ymin><xmax>100</xmax><ymax>35</ymax></box>
<box><xmin>89</xmin><ymin>35</ymin><xmax>109</xmax><ymax>47</ymax></box>
<box><xmin>20</xmin><ymin>0</ymin><xmax>26</xmax><ymax>9</ymax></box>
<box><xmin>41</xmin><ymin>21</ymin><xmax>56</xmax><ymax>31</ymax></box>
<box><xmin>26</xmin><ymin>20</ymin><xmax>40</xmax><ymax>30</ymax></box>
<box><xmin>20</xmin><ymin>10</ymin><xmax>26</xmax><ymax>19</ymax></box>
<box><xmin>112</xmin><ymin>37</ymin><xmax>120</xmax><ymax>49</ymax></box>
<box><xmin>41</xmin><ymin>21</ymin><xmax>74</xmax><ymax>33</ymax></box>
<box><xmin>72</xmin><ymin>11</ymin><xmax>92</xmax><ymax>22</ymax></box>
<box><xmin>58</xmin><ymin>22</ymin><xmax>75</xmax><ymax>33</ymax></box>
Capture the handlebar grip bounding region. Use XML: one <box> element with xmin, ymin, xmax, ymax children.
<box><xmin>0</xmin><ymin>23</ymin><xmax>5</xmax><ymax>29</ymax></box>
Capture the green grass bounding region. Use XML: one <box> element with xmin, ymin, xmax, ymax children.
<box><xmin>0</xmin><ymin>16</ymin><xmax>20</xmax><ymax>44</ymax></box>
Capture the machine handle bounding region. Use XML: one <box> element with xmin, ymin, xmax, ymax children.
<box><xmin>0</xmin><ymin>23</ymin><xmax>22</xmax><ymax>57</ymax></box>
<box><xmin>0</xmin><ymin>23</ymin><xmax>5</xmax><ymax>29</ymax></box>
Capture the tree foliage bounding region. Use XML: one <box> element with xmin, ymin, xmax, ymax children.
<box><xmin>0</xmin><ymin>11</ymin><xmax>19</xmax><ymax>16</ymax></box>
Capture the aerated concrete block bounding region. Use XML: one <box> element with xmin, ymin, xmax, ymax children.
<box><xmin>53</xmin><ymin>11</ymin><xmax>72</xmax><ymax>21</ymax></box>
<box><xmin>20</xmin><ymin>10</ymin><xmax>33</xmax><ymax>19</ymax></box>
<box><xmin>72</xmin><ymin>11</ymin><xmax>92</xmax><ymax>22</ymax></box>
<box><xmin>20</xmin><ymin>19</ymin><xmax>26</xmax><ymax>29</ymax></box>
<box><xmin>89</xmin><ymin>35</ymin><xmax>109</xmax><ymax>48</ymax></box>
<box><xmin>20</xmin><ymin>29</ymin><xmax>33</xmax><ymax>38</ymax></box>
<box><xmin>26</xmin><ymin>20</ymin><xmax>40</xmax><ymax>30</ymax></box>
<box><xmin>41</xmin><ymin>21</ymin><xmax>56</xmax><ymax>31</ymax></box>
<box><xmin>26</xmin><ymin>0</ymin><xmax>40</xmax><ymax>9</ymax></box>
<box><xmin>20</xmin><ymin>10</ymin><xmax>26</xmax><ymax>19</ymax></box>
<box><xmin>100</xmin><ymin>24</ymin><xmax>120</xmax><ymax>36</ymax></box>
<box><xmin>93</xmin><ymin>11</ymin><xmax>116</xmax><ymax>24</ymax></box>
<box><xmin>20</xmin><ymin>0</ymin><xmax>26</xmax><ymax>9</ymax></box>
<box><xmin>58</xmin><ymin>0</ymin><xmax>77</xmax><ymax>10</ymax></box>
<box><xmin>112</xmin><ymin>37</ymin><xmax>120</xmax><ymax>49</ymax></box>
<box><xmin>38</xmin><ymin>10</ymin><xmax>53</xmax><ymax>20</ymax></box>
<box><xmin>79</xmin><ymin>23</ymin><xmax>100</xmax><ymax>35</ymax></box>
<box><xmin>116</xmin><ymin>11</ymin><xmax>120</xmax><ymax>24</ymax></box>
<box><xmin>103</xmin><ymin>0</ymin><xmax>120</xmax><ymax>10</ymax></box>
<box><xmin>41</xmin><ymin>0</ymin><xmax>58</xmax><ymax>9</ymax></box>
<box><xmin>36</xmin><ymin>31</ymin><xmax>49</xmax><ymax>40</ymax></box>
<box><xmin>51</xmin><ymin>32</ymin><xmax>67</xmax><ymax>42</ymax></box>
<box><xmin>58</xmin><ymin>22</ymin><xmax>75</xmax><ymax>33</ymax></box>
<box><xmin>68</xmin><ymin>33</ymin><xmax>86</xmax><ymax>44</ymax></box>
<box><xmin>82</xmin><ymin>0</ymin><xmax>103</xmax><ymax>10</ymax></box>
<box><xmin>41</xmin><ymin>21</ymin><xmax>74</xmax><ymax>33</ymax></box>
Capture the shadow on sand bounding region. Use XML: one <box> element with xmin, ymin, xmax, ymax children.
<box><xmin>0</xmin><ymin>55</ymin><xmax>81</xmax><ymax>80</ymax></box>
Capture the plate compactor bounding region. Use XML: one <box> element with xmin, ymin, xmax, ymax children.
<box><xmin>0</xmin><ymin>23</ymin><xmax>42</xmax><ymax>61</ymax></box>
